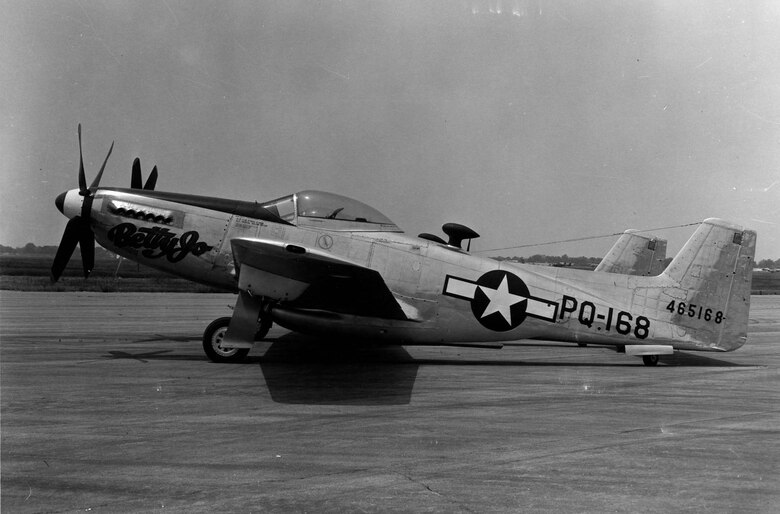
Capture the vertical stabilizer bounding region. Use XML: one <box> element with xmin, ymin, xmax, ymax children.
<box><xmin>596</xmin><ymin>230</ymin><xmax>667</xmax><ymax>276</ymax></box>
<box><xmin>657</xmin><ymin>218</ymin><xmax>755</xmax><ymax>351</ymax></box>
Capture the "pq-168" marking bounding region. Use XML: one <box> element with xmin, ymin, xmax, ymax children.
<box><xmin>560</xmin><ymin>295</ymin><xmax>650</xmax><ymax>339</ymax></box>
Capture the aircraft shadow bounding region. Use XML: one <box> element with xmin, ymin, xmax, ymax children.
<box><xmin>658</xmin><ymin>352</ymin><xmax>746</xmax><ymax>367</ymax></box>
<box><xmin>103</xmin><ymin>337</ymin><xmax>747</xmax><ymax>371</ymax></box>
<box><xmin>98</xmin><ymin>337</ymin><xmax>746</xmax><ymax>407</ymax></box>
<box><xmin>253</xmin><ymin>334</ymin><xmax>418</xmax><ymax>406</ymax></box>
<box><xmin>397</xmin><ymin>356</ymin><xmax>741</xmax><ymax>368</ymax></box>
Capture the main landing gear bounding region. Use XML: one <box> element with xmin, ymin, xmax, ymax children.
<box><xmin>202</xmin><ymin>314</ymin><xmax>272</xmax><ymax>363</ymax></box>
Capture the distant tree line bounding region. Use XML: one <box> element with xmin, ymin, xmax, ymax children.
<box><xmin>494</xmin><ymin>254</ymin><xmax>780</xmax><ymax>269</ymax></box>
<box><xmin>492</xmin><ymin>254</ymin><xmax>603</xmax><ymax>267</ymax></box>
<box><xmin>0</xmin><ymin>243</ymin><xmax>58</xmax><ymax>255</ymax></box>
<box><xmin>3</xmin><ymin>243</ymin><xmax>780</xmax><ymax>269</ymax></box>
<box><xmin>0</xmin><ymin>243</ymin><xmax>114</xmax><ymax>258</ymax></box>
<box><xmin>757</xmin><ymin>258</ymin><xmax>780</xmax><ymax>269</ymax></box>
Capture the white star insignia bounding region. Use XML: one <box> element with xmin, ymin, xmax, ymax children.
<box><xmin>478</xmin><ymin>276</ymin><xmax>527</xmax><ymax>325</ymax></box>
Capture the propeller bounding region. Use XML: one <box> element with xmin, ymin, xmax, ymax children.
<box><xmin>51</xmin><ymin>124</ymin><xmax>114</xmax><ymax>282</ymax></box>
<box><xmin>131</xmin><ymin>157</ymin><xmax>158</xmax><ymax>190</ymax></box>
<box><xmin>145</xmin><ymin>166</ymin><xmax>158</xmax><ymax>190</ymax></box>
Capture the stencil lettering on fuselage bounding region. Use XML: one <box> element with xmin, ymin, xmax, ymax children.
<box><xmin>443</xmin><ymin>270</ymin><xmax>558</xmax><ymax>332</ymax></box>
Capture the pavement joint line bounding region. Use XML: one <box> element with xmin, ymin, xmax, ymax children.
<box><xmin>619</xmin><ymin>409</ymin><xmax>780</xmax><ymax>433</ymax></box>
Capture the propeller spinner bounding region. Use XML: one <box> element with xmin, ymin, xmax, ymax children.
<box><xmin>51</xmin><ymin>124</ymin><xmax>113</xmax><ymax>282</ymax></box>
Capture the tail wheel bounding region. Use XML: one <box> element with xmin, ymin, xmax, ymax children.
<box><xmin>202</xmin><ymin>317</ymin><xmax>250</xmax><ymax>363</ymax></box>
<box><xmin>642</xmin><ymin>355</ymin><xmax>660</xmax><ymax>366</ymax></box>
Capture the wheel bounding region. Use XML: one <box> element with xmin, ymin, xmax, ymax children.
<box><xmin>642</xmin><ymin>355</ymin><xmax>660</xmax><ymax>366</ymax></box>
<box><xmin>202</xmin><ymin>317</ymin><xmax>250</xmax><ymax>363</ymax></box>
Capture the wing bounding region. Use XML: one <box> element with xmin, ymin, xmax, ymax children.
<box><xmin>230</xmin><ymin>238</ymin><xmax>407</xmax><ymax>320</ymax></box>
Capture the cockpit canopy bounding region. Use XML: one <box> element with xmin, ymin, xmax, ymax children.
<box><xmin>261</xmin><ymin>190</ymin><xmax>402</xmax><ymax>232</ymax></box>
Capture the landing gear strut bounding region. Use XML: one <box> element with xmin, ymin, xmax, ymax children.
<box><xmin>202</xmin><ymin>314</ymin><xmax>272</xmax><ymax>363</ymax></box>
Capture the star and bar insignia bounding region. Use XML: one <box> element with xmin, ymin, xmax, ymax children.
<box><xmin>443</xmin><ymin>270</ymin><xmax>558</xmax><ymax>331</ymax></box>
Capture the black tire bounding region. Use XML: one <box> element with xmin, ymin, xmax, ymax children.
<box><xmin>202</xmin><ymin>317</ymin><xmax>250</xmax><ymax>363</ymax></box>
<box><xmin>642</xmin><ymin>355</ymin><xmax>660</xmax><ymax>366</ymax></box>
<box><xmin>255</xmin><ymin>315</ymin><xmax>272</xmax><ymax>341</ymax></box>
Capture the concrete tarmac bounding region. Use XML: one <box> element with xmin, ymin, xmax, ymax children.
<box><xmin>1</xmin><ymin>292</ymin><xmax>778</xmax><ymax>513</ymax></box>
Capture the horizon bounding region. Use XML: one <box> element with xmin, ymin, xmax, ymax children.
<box><xmin>3</xmin><ymin>239</ymin><xmax>779</xmax><ymax>264</ymax></box>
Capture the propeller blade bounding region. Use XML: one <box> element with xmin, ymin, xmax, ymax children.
<box><xmin>77</xmin><ymin>124</ymin><xmax>87</xmax><ymax>194</ymax></box>
<box><xmin>144</xmin><ymin>166</ymin><xmax>158</xmax><ymax>190</ymax></box>
<box><xmin>79</xmin><ymin>224</ymin><xmax>95</xmax><ymax>278</ymax></box>
<box><xmin>131</xmin><ymin>158</ymin><xmax>142</xmax><ymax>189</ymax></box>
<box><xmin>51</xmin><ymin>217</ymin><xmax>83</xmax><ymax>282</ymax></box>
<box><xmin>90</xmin><ymin>140</ymin><xmax>114</xmax><ymax>189</ymax></box>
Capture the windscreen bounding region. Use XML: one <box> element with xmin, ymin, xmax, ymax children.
<box><xmin>260</xmin><ymin>195</ymin><xmax>296</xmax><ymax>222</ymax></box>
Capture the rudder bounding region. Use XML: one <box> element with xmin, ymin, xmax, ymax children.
<box><xmin>657</xmin><ymin>218</ymin><xmax>755</xmax><ymax>351</ymax></box>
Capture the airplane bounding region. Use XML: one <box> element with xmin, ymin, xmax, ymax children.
<box><xmin>51</xmin><ymin>126</ymin><xmax>756</xmax><ymax>366</ymax></box>
<box><xmin>596</xmin><ymin>230</ymin><xmax>667</xmax><ymax>276</ymax></box>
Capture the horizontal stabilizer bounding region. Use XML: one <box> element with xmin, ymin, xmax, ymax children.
<box><xmin>625</xmin><ymin>345</ymin><xmax>673</xmax><ymax>356</ymax></box>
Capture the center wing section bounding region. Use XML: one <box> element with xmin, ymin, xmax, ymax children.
<box><xmin>230</xmin><ymin>238</ymin><xmax>408</xmax><ymax>320</ymax></box>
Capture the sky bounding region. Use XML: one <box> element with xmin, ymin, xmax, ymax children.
<box><xmin>2</xmin><ymin>0</ymin><xmax>779</xmax><ymax>260</ymax></box>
